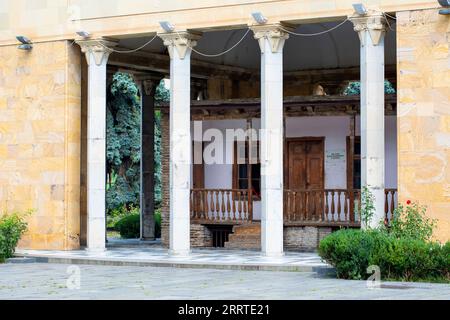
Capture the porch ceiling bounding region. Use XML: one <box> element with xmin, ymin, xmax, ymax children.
<box><xmin>113</xmin><ymin>20</ymin><xmax>396</xmax><ymax>75</ymax></box>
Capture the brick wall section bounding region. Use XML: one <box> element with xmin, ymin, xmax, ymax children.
<box><xmin>397</xmin><ymin>9</ymin><xmax>450</xmax><ymax>242</ymax></box>
<box><xmin>160</xmin><ymin>111</ymin><xmax>170</xmax><ymax>247</ymax></box>
<box><xmin>283</xmin><ymin>226</ymin><xmax>332</xmax><ymax>251</ymax></box>
<box><xmin>190</xmin><ymin>224</ymin><xmax>213</xmax><ymax>247</ymax></box>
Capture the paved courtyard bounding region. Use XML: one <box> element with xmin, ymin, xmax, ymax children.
<box><xmin>1</xmin><ymin>263</ymin><xmax>449</xmax><ymax>300</ymax></box>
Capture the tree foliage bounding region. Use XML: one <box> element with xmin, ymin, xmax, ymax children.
<box><xmin>343</xmin><ymin>80</ymin><xmax>396</xmax><ymax>96</ymax></box>
<box><xmin>106</xmin><ymin>74</ymin><xmax>169</xmax><ymax>212</ymax></box>
<box><xmin>106</xmin><ymin>72</ymin><xmax>141</xmax><ymax>211</ymax></box>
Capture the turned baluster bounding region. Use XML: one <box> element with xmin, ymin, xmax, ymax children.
<box><xmin>209</xmin><ymin>190</ymin><xmax>215</xmax><ymax>220</ymax></box>
<box><xmin>203</xmin><ymin>190</ymin><xmax>208</xmax><ymax>220</ymax></box>
<box><xmin>232</xmin><ymin>191</ymin><xmax>236</xmax><ymax>221</ymax></box>
<box><xmin>344</xmin><ymin>192</ymin><xmax>349</xmax><ymax>222</ymax></box>
<box><xmin>237</xmin><ymin>191</ymin><xmax>242</xmax><ymax>221</ymax></box>
<box><xmin>324</xmin><ymin>190</ymin><xmax>329</xmax><ymax>222</ymax></box>
<box><xmin>220</xmin><ymin>190</ymin><xmax>225</xmax><ymax>221</ymax></box>
<box><xmin>330</xmin><ymin>190</ymin><xmax>335</xmax><ymax>222</ymax></box>
<box><xmin>214</xmin><ymin>190</ymin><xmax>219</xmax><ymax>221</ymax></box>
<box><xmin>225</xmin><ymin>190</ymin><xmax>231</xmax><ymax>221</ymax></box>
<box><xmin>337</xmin><ymin>191</ymin><xmax>341</xmax><ymax>222</ymax></box>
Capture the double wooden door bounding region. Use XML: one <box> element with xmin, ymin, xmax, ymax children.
<box><xmin>285</xmin><ymin>138</ymin><xmax>325</xmax><ymax>220</ymax></box>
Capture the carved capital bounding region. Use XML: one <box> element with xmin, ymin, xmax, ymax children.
<box><xmin>349</xmin><ymin>12</ymin><xmax>387</xmax><ymax>46</ymax></box>
<box><xmin>143</xmin><ymin>79</ymin><xmax>157</xmax><ymax>96</ymax></box>
<box><xmin>134</xmin><ymin>74</ymin><xmax>163</xmax><ymax>96</ymax></box>
<box><xmin>158</xmin><ymin>31</ymin><xmax>202</xmax><ymax>59</ymax></box>
<box><xmin>76</xmin><ymin>39</ymin><xmax>118</xmax><ymax>66</ymax></box>
<box><xmin>251</xmin><ymin>24</ymin><xmax>291</xmax><ymax>53</ymax></box>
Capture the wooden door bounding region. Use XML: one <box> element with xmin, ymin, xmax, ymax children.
<box><xmin>286</xmin><ymin>138</ymin><xmax>324</xmax><ymax>220</ymax></box>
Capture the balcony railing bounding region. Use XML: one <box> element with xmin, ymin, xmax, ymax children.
<box><xmin>283</xmin><ymin>188</ymin><xmax>398</xmax><ymax>226</ymax></box>
<box><xmin>190</xmin><ymin>189</ymin><xmax>252</xmax><ymax>224</ymax></box>
<box><xmin>190</xmin><ymin>188</ymin><xmax>397</xmax><ymax>226</ymax></box>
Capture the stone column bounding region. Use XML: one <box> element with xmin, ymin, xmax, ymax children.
<box><xmin>137</xmin><ymin>77</ymin><xmax>161</xmax><ymax>240</ymax></box>
<box><xmin>252</xmin><ymin>24</ymin><xmax>289</xmax><ymax>257</ymax></box>
<box><xmin>77</xmin><ymin>39</ymin><xmax>117</xmax><ymax>251</ymax></box>
<box><xmin>159</xmin><ymin>31</ymin><xmax>201</xmax><ymax>256</ymax></box>
<box><xmin>350</xmin><ymin>12</ymin><xmax>387</xmax><ymax>228</ymax></box>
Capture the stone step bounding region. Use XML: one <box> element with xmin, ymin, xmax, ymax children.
<box><xmin>232</xmin><ymin>223</ymin><xmax>261</xmax><ymax>235</ymax></box>
<box><xmin>224</xmin><ymin>223</ymin><xmax>261</xmax><ymax>250</ymax></box>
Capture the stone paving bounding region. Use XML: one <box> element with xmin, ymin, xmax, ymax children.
<box><xmin>0</xmin><ymin>263</ymin><xmax>449</xmax><ymax>300</ymax></box>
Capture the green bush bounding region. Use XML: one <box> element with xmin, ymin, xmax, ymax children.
<box><xmin>115</xmin><ymin>213</ymin><xmax>140</xmax><ymax>238</ymax></box>
<box><xmin>319</xmin><ymin>229</ymin><xmax>449</xmax><ymax>282</ymax></box>
<box><xmin>319</xmin><ymin>193</ymin><xmax>449</xmax><ymax>282</ymax></box>
<box><xmin>107</xmin><ymin>204</ymin><xmax>139</xmax><ymax>230</ymax></box>
<box><xmin>0</xmin><ymin>211</ymin><xmax>29</xmax><ymax>263</ymax></box>
<box><xmin>154</xmin><ymin>208</ymin><xmax>161</xmax><ymax>239</ymax></box>
<box><xmin>389</xmin><ymin>202</ymin><xmax>436</xmax><ymax>242</ymax></box>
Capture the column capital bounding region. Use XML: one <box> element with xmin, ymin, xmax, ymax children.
<box><xmin>250</xmin><ymin>23</ymin><xmax>292</xmax><ymax>53</ymax></box>
<box><xmin>158</xmin><ymin>31</ymin><xmax>202</xmax><ymax>59</ymax></box>
<box><xmin>134</xmin><ymin>74</ymin><xmax>164</xmax><ymax>95</ymax></box>
<box><xmin>76</xmin><ymin>38</ymin><xmax>118</xmax><ymax>66</ymax></box>
<box><xmin>349</xmin><ymin>11</ymin><xmax>387</xmax><ymax>46</ymax></box>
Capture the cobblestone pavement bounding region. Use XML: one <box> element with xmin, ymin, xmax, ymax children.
<box><xmin>0</xmin><ymin>263</ymin><xmax>449</xmax><ymax>300</ymax></box>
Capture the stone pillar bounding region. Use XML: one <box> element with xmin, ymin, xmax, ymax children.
<box><xmin>159</xmin><ymin>31</ymin><xmax>201</xmax><ymax>256</ymax></box>
<box><xmin>137</xmin><ymin>77</ymin><xmax>161</xmax><ymax>240</ymax></box>
<box><xmin>252</xmin><ymin>25</ymin><xmax>289</xmax><ymax>257</ymax></box>
<box><xmin>350</xmin><ymin>12</ymin><xmax>387</xmax><ymax>228</ymax></box>
<box><xmin>77</xmin><ymin>39</ymin><xmax>117</xmax><ymax>251</ymax></box>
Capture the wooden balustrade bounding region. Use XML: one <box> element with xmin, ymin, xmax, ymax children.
<box><xmin>190</xmin><ymin>189</ymin><xmax>252</xmax><ymax>223</ymax></box>
<box><xmin>283</xmin><ymin>189</ymin><xmax>397</xmax><ymax>226</ymax></box>
<box><xmin>190</xmin><ymin>188</ymin><xmax>397</xmax><ymax>227</ymax></box>
<box><xmin>284</xmin><ymin>189</ymin><xmax>356</xmax><ymax>224</ymax></box>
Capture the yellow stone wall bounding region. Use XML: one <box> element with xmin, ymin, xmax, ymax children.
<box><xmin>0</xmin><ymin>41</ymin><xmax>81</xmax><ymax>250</ymax></box>
<box><xmin>397</xmin><ymin>9</ymin><xmax>450</xmax><ymax>243</ymax></box>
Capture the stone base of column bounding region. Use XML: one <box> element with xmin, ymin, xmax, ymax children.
<box><xmin>261</xmin><ymin>251</ymin><xmax>285</xmax><ymax>258</ymax></box>
<box><xmin>168</xmin><ymin>249</ymin><xmax>191</xmax><ymax>257</ymax></box>
<box><xmin>85</xmin><ymin>247</ymin><xmax>107</xmax><ymax>253</ymax></box>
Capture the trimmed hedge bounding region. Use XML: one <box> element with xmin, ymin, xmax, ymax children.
<box><xmin>114</xmin><ymin>210</ymin><xmax>162</xmax><ymax>239</ymax></box>
<box><xmin>115</xmin><ymin>213</ymin><xmax>140</xmax><ymax>239</ymax></box>
<box><xmin>318</xmin><ymin>229</ymin><xmax>450</xmax><ymax>282</ymax></box>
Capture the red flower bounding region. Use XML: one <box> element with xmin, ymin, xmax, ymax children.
<box><xmin>406</xmin><ymin>200</ymin><xmax>411</xmax><ymax>205</ymax></box>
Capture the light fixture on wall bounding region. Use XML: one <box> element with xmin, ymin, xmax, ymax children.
<box><xmin>76</xmin><ymin>31</ymin><xmax>91</xmax><ymax>38</ymax></box>
<box><xmin>16</xmin><ymin>35</ymin><xmax>32</xmax><ymax>50</ymax></box>
<box><xmin>352</xmin><ymin>3</ymin><xmax>368</xmax><ymax>15</ymax></box>
<box><xmin>438</xmin><ymin>0</ymin><xmax>450</xmax><ymax>15</ymax></box>
<box><xmin>159</xmin><ymin>21</ymin><xmax>174</xmax><ymax>32</ymax></box>
<box><xmin>251</xmin><ymin>12</ymin><xmax>267</xmax><ymax>24</ymax></box>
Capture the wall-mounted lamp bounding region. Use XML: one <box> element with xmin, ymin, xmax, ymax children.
<box><xmin>16</xmin><ymin>35</ymin><xmax>32</xmax><ymax>50</ymax></box>
<box><xmin>159</xmin><ymin>21</ymin><xmax>174</xmax><ymax>32</ymax></box>
<box><xmin>438</xmin><ymin>0</ymin><xmax>450</xmax><ymax>15</ymax></box>
<box><xmin>251</xmin><ymin>12</ymin><xmax>267</xmax><ymax>24</ymax></box>
<box><xmin>76</xmin><ymin>31</ymin><xmax>91</xmax><ymax>38</ymax></box>
<box><xmin>352</xmin><ymin>3</ymin><xmax>368</xmax><ymax>15</ymax></box>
